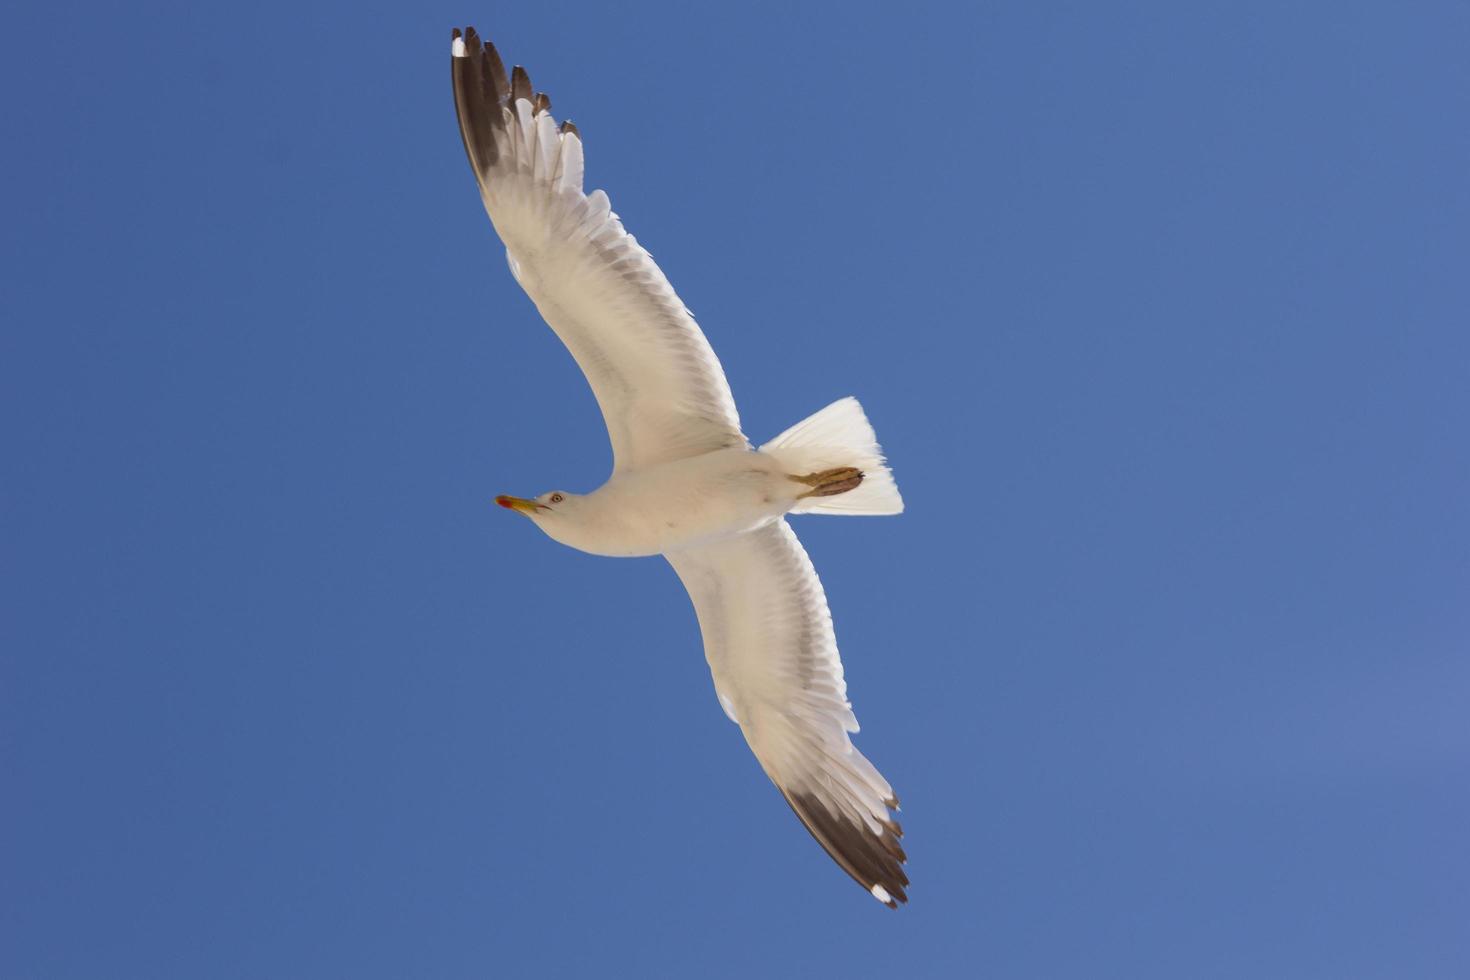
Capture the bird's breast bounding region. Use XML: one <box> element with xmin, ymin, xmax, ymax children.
<box><xmin>575</xmin><ymin>450</ymin><xmax>796</xmax><ymax>557</ymax></box>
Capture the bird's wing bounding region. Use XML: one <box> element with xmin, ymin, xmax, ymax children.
<box><xmin>451</xmin><ymin>28</ymin><xmax>748</xmax><ymax>472</ymax></box>
<box><xmin>665</xmin><ymin>520</ymin><xmax>908</xmax><ymax>907</ymax></box>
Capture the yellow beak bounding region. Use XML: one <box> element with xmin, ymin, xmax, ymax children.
<box><xmin>495</xmin><ymin>494</ymin><xmax>544</xmax><ymax>514</ymax></box>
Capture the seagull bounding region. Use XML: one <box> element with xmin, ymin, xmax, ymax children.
<box><xmin>451</xmin><ymin>27</ymin><xmax>909</xmax><ymax>907</ymax></box>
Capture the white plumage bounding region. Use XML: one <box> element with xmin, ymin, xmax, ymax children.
<box><xmin>451</xmin><ymin>28</ymin><xmax>908</xmax><ymax>906</ymax></box>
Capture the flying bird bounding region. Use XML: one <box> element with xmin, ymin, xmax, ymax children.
<box><xmin>450</xmin><ymin>27</ymin><xmax>909</xmax><ymax>907</ymax></box>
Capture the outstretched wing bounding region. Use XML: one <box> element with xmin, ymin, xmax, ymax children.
<box><xmin>451</xmin><ymin>28</ymin><xmax>748</xmax><ymax>472</ymax></box>
<box><xmin>665</xmin><ymin>520</ymin><xmax>908</xmax><ymax>907</ymax></box>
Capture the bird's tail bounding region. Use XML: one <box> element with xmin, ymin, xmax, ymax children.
<box><xmin>760</xmin><ymin>397</ymin><xmax>904</xmax><ymax>516</ymax></box>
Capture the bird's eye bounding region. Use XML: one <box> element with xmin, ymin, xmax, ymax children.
<box><xmin>549</xmin><ymin>493</ymin><xmax>564</xmax><ymax>504</ymax></box>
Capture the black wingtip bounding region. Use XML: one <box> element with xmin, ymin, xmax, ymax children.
<box><xmin>781</xmin><ymin>788</ymin><xmax>910</xmax><ymax>908</ymax></box>
<box><xmin>451</xmin><ymin>26</ymin><xmax>502</xmax><ymax>172</ymax></box>
<box><xmin>510</xmin><ymin>64</ymin><xmax>533</xmax><ymax>104</ymax></box>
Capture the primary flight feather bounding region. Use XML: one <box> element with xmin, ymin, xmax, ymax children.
<box><xmin>451</xmin><ymin>26</ymin><xmax>909</xmax><ymax>907</ymax></box>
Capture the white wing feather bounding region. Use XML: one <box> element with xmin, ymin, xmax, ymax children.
<box><xmin>451</xmin><ymin>31</ymin><xmax>747</xmax><ymax>472</ymax></box>
<box><xmin>665</xmin><ymin>520</ymin><xmax>908</xmax><ymax>906</ymax></box>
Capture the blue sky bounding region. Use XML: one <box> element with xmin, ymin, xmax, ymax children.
<box><xmin>3</xmin><ymin>1</ymin><xmax>1467</xmax><ymax>976</ymax></box>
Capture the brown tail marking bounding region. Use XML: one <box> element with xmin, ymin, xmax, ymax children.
<box><xmin>790</xmin><ymin>466</ymin><xmax>864</xmax><ymax>499</ymax></box>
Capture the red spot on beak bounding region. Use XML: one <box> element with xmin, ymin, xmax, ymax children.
<box><xmin>495</xmin><ymin>495</ymin><xmax>514</xmax><ymax>509</ymax></box>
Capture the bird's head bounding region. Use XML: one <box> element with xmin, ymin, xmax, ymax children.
<box><xmin>495</xmin><ymin>490</ymin><xmax>578</xmax><ymax>526</ymax></box>
<box><xmin>496</xmin><ymin>488</ymin><xmax>620</xmax><ymax>555</ymax></box>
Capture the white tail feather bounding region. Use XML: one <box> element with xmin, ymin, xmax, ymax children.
<box><xmin>760</xmin><ymin>397</ymin><xmax>904</xmax><ymax>516</ymax></box>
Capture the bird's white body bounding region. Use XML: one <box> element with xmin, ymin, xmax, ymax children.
<box><xmin>537</xmin><ymin>449</ymin><xmax>794</xmax><ymax>557</ymax></box>
<box><xmin>452</xmin><ymin>28</ymin><xmax>912</xmax><ymax>907</ymax></box>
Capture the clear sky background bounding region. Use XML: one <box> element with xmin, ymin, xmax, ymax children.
<box><xmin>3</xmin><ymin>2</ymin><xmax>1467</xmax><ymax>977</ymax></box>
